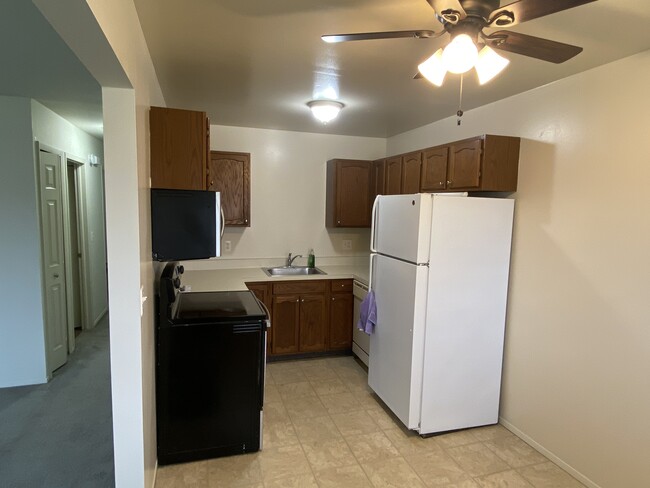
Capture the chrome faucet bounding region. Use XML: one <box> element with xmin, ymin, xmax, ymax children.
<box><xmin>287</xmin><ymin>253</ymin><xmax>303</xmax><ymax>267</ymax></box>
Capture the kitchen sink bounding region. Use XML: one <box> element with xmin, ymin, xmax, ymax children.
<box><xmin>262</xmin><ymin>266</ymin><xmax>327</xmax><ymax>277</ymax></box>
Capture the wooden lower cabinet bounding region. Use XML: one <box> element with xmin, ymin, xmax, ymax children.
<box><xmin>248</xmin><ymin>279</ymin><xmax>354</xmax><ymax>358</ymax></box>
<box><xmin>298</xmin><ymin>294</ymin><xmax>328</xmax><ymax>352</ymax></box>
<box><xmin>272</xmin><ymin>294</ymin><xmax>301</xmax><ymax>354</ymax></box>
<box><xmin>329</xmin><ymin>292</ymin><xmax>353</xmax><ymax>350</ymax></box>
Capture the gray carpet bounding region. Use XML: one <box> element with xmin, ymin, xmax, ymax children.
<box><xmin>0</xmin><ymin>315</ymin><xmax>114</xmax><ymax>488</ymax></box>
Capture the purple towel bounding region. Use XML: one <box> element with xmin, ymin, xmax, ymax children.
<box><xmin>357</xmin><ymin>290</ymin><xmax>377</xmax><ymax>335</ymax></box>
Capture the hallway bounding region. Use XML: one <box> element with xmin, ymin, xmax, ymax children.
<box><xmin>0</xmin><ymin>315</ymin><xmax>114</xmax><ymax>487</ymax></box>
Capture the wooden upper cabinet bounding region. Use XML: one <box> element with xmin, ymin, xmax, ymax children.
<box><xmin>421</xmin><ymin>146</ymin><xmax>449</xmax><ymax>191</ymax></box>
<box><xmin>326</xmin><ymin>159</ymin><xmax>372</xmax><ymax>228</ymax></box>
<box><xmin>150</xmin><ymin>106</ymin><xmax>209</xmax><ymax>190</ymax></box>
<box><xmin>447</xmin><ymin>135</ymin><xmax>520</xmax><ymax>192</ymax></box>
<box><xmin>208</xmin><ymin>151</ymin><xmax>251</xmax><ymax>226</ymax></box>
<box><xmin>401</xmin><ymin>152</ymin><xmax>422</xmax><ymax>194</ymax></box>
<box><xmin>385</xmin><ymin>156</ymin><xmax>402</xmax><ymax>195</ymax></box>
<box><xmin>371</xmin><ymin>159</ymin><xmax>386</xmax><ymax>198</ymax></box>
<box><xmin>448</xmin><ymin>138</ymin><xmax>482</xmax><ymax>190</ymax></box>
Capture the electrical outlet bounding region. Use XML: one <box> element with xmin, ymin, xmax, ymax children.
<box><xmin>342</xmin><ymin>239</ymin><xmax>352</xmax><ymax>250</ymax></box>
<box><xmin>224</xmin><ymin>240</ymin><xmax>232</xmax><ymax>252</ymax></box>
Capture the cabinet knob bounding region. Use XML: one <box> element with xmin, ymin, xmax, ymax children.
<box><xmin>296</xmin><ymin>299</ymin><xmax>299</xmax><ymax>303</ymax></box>
<box><xmin>337</xmin><ymin>220</ymin><xmax>341</xmax><ymax>224</ymax></box>
<box><xmin>332</xmin><ymin>297</ymin><xmax>335</xmax><ymax>301</ymax></box>
<box><xmin>439</xmin><ymin>181</ymin><xmax>443</xmax><ymax>186</ymax></box>
<box><xmin>210</xmin><ymin>180</ymin><xmax>214</xmax><ymax>186</ymax></box>
<box><xmin>245</xmin><ymin>219</ymin><xmax>248</xmax><ymax>223</ymax></box>
<box><xmin>447</xmin><ymin>180</ymin><xmax>451</xmax><ymax>185</ymax></box>
<box><xmin>301</xmin><ymin>299</ymin><xmax>304</xmax><ymax>303</ymax></box>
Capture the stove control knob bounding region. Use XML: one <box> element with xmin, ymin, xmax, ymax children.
<box><xmin>173</xmin><ymin>277</ymin><xmax>181</xmax><ymax>289</ymax></box>
<box><xmin>177</xmin><ymin>265</ymin><xmax>185</xmax><ymax>274</ymax></box>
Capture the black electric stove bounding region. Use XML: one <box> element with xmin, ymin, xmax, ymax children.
<box><xmin>155</xmin><ymin>262</ymin><xmax>269</xmax><ymax>465</ymax></box>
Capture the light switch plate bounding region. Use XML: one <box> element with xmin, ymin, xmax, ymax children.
<box><xmin>342</xmin><ymin>239</ymin><xmax>352</xmax><ymax>250</ymax></box>
<box><xmin>224</xmin><ymin>240</ymin><xmax>232</xmax><ymax>252</ymax></box>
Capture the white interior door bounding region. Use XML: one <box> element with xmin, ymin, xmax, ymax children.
<box><xmin>368</xmin><ymin>253</ymin><xmax>428</xmax><ymax>430</ymax></box>
<box><xmin>39</xmin><ymin>149</ymin><xmax>68</xmax><ymax>374</ymax></box>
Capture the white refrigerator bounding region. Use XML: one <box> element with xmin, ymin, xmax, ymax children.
<box><xmin>368</xmin><ymin>193</ymin><xmax>514</xmax><ymax>435</ymax></box>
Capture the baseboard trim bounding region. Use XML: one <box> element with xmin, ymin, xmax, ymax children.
<box><xmin>499</xmin><ymin>417</ymin><xmax>602</xmax><ymax>488</ymax></box>
<box><xmin>92</xmin><ymin>308</ymin><xmax>108</xmax><ymax>328</ymax></box>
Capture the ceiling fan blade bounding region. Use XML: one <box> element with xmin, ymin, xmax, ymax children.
<box><xmin>486</xmin><ymin>30</ymin><xmax>583</xmax><ymax>63</ymax></box>
<box><xmin>413</xmin><ymin>72</ymin><xmax>424</xmax><ymax>79</ymax></box>
<box><xmin>322</xmin><ymin>30</ymin><xmax>439</xmax><ymax>43</ymax></box>
<box><xmin>489</xmin><ymin>0</ymin><xmax>597</xmax><ymax>27</ymax></box>
<box><xmin>426</xmin><ymin>0</ymin><xmax>467</xmax><ymax>23</ymax></box>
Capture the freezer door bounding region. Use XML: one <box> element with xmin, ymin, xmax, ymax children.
<box><xmin>371</xmin><ymin>194</ymin><xmax>433</xmax><ymax>264</ymax></box>
<box><xmin>368</xmin><ymin>253</ymin><xmax>428</xmax><ymax>430</ymax></box>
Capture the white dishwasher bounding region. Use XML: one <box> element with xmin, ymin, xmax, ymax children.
<box><xmin>352</xmin><ymin>280</ymin><xmax>370</xmax><ymax>366</ymax></box>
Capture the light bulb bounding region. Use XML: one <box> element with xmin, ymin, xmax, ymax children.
<box><xmin>475</xmin><ymin>46</ymin><xmax>510</xmax><ymax>84</ymax></box>
<box><xmin>307</xmin><ymin>100</ymin><xmax>344</xmax><ymax>123</ymax></box>
<box><xmin>418</xmin><ymin>49</ymin><xmax>447</xmax><ymax>87</ymax></box>
<box><xmin>442</xmin><ymin>34</ymin><xmax>478</xmax><ymax>74</ymax></box>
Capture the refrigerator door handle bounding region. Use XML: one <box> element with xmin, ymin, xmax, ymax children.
<box><xmin>369</xmin><ymin>253</ymin><xmax>376</xmax><ymax>291</ymax></box>
<box><xmin>370</xmin><ymin>196</ymin><xmax>379</xmax><ymax>253</ymax></box>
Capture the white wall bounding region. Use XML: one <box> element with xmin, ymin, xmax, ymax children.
<box><xmin>0</xmin><ymin>96</ymin><xmax>48</xmax><ymax>387</ymax></box>
<box><xmin>185</xmin><ymin>125</ymin><xmax>385</xmax><ymax>270</ymax></box>
<box><xmin>387</xmin><ymin>51</ymin><xmax>650</xmax><ymax>488</ymax></box>
<box><xmin>31</xmin><ymin>100</ymin><xmax>107</xmax><ymax>325</ymax></box>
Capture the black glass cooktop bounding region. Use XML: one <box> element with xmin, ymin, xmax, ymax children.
<box><xmin>173</xmin><ymin>290</ymin><xmax>266</xmax><ymax>323</ymax></box>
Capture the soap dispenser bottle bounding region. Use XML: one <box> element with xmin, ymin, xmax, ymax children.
<box><xmin>307</xmin><ymin>249</ymin><xmax>315</xmax><ymax>268</ymax></box>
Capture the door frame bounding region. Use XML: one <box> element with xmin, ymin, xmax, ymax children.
<box><xmin>62</xmin><ymin>156</ymin><xmax>91</xmax><ymax>352</ymax></box>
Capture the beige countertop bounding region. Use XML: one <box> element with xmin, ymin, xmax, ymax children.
<box><xmin>183</xmin><ymin>265</ymin><xmax>369</xmax><ymax>292</ymax></box>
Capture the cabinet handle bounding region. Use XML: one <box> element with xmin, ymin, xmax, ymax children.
<box><xmin>210</xmin><ymin>180</ymin><xmax>214</xmax><ymax>186</ymax></box>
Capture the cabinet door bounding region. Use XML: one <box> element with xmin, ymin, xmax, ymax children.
<box><xmin>385</xmin><ymin>156</ymin><xmax>402</xmax><ymax>195</ymax></box>
<box><xmin>208</xmin><ymin>151</ymin><xmax>251</xmax><ymax>226</ymax></box>
<box><xmin>299</xmin><ymin>294</ymin><xmax>328</xmax><ymax>352</ymax></box>
<box><xmin>448</xmin><ymin>138</ymin><xmax>482</xmax><ymax>190</ymax></box>
<box><xmin>336</xmin><ymin>160</ymin><xmax>371</xmax><ymax>227</ymax></box>
<box><xmin>371</xmin><ymin>159</ymin><xmax>386</xmax><ymax>198</ymax></box>
<box><xmin>329</xmin><ymin>293</ymin><xmax>353</xmax><ymax>350</ymax></box>
<box><xmin>272</xmin><ymin>294</ymin><xmax>300</xmax><ymax>355</ymax></box>
<box><xmin>421</xmin><ymin>146</ymin><xmax>449</xmax><ymax>191</ymax></box>
<box><xmin>150</xmin><ymin>107</ymin><xmax>207</xmax><ymax>190</ymax></box>
<box><xmin>401</xmin><ymin>152</ymin><xmax>422</xmax><ymax>194</ymax></box>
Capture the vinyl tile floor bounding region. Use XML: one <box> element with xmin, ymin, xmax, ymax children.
<box><xmin>155</xmin><ymin>356</ymin><xmax>585</xmax><ymax>488</ymax></box>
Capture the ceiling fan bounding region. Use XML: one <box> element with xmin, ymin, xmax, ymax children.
<box><xmin>322</xmin><ymin>0</ymin><xmax>597</xmax><ymax>86</ymax></box>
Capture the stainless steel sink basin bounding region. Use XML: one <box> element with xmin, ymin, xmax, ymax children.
<box><xmin>262</xmin><ymin>266</ymin><xmax>327</xmax><ymax>277</ymax></box>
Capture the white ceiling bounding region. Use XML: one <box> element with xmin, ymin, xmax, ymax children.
<box><xmin>133</xmin><ymin>0</ymin><xmax>650</xmax><ymax>138</ymax></box>
<box><xmin>0</xmin><ymin>1</ymin><xmax>103</xmax><ymax>139</ymax></box>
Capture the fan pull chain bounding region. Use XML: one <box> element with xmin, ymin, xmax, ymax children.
<box><xmin>457</xmin><ymin>74</ymin><xmax>464</xmax><ymax>126</ymax></box>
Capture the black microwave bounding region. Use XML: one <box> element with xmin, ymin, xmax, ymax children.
<box><xmin>151</xmin><ymin>188</ymin><xmax>222</xmax><ymax>261</ymax></box>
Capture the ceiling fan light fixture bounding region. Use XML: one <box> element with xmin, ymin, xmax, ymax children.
<box><xmin>475</xmin><ymin>45</ymin><xmax>510</xmax><ymax>84</ymax></box>
<box><xmin>441</xmin><ymin>33</ymin><xmax>478</xmax><ymax>74</ymax></box>
<box><xmin>307</xmin><ymin>100</ymin><xmax>344</xmax><ymax>123</ymax></box>
<box><xmin>418</xmin><ymin>49</ymin><xmax>447</xmax><ymax>87</ymax></box>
